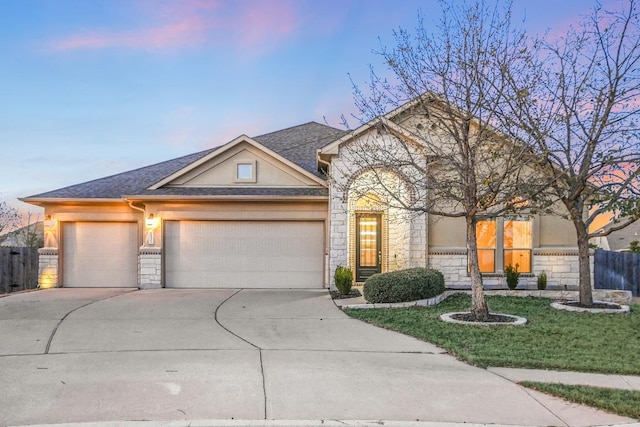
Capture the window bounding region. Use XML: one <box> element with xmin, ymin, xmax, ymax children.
<box><xmin>504</xmin><ymin>216</ymin><xmax>532</xmax><ymax>273</ymax></box>
<box><xmin>475</xmin><ymin>216</ymin><xmax>533</xmax><ymax>273</ymax></box>
<box><xmin>234</xmin><ymin>160</ymin><xmax>256</xmax><ymax>183</ymax></box>
<box><xmin>476</xmin><ymin>219</ymin><xmax>496</xmax><ymax>273</ymax></box>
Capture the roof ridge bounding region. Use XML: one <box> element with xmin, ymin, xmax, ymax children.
<box><xmin>253</xmin><ymin>121</ymin><xmax>343</xmax><ymax>139</ymax></box>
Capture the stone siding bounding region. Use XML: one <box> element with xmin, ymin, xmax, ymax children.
<box><xmin>429</xmin><ymin>249</ymin><xmax>593</xmax><ymax>290</ymax></box>
<box><xmin>138</xmin><ymin>247</ymin><xmax>162</xmax><ymax>289</ymax></box>
<box><xmin>37</xmin><ymin>248</ymin><xmax>58</xmax><ymax>289</ymax></box>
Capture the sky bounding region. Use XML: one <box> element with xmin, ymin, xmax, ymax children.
<box><xmin>0</xmin><ymin>0</ymin><xmax>625</xmax><ymax>218</ymax></box>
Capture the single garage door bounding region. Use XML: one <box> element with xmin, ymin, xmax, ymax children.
<box><xmin>165</xmin><ymin>221</ymin><xmax>324</xmax><ymax>288</ymax></box>
<box><xmin>62</xmin><ymin>222</ymin><xmax>138</xmax><ymax>287</ymax></box>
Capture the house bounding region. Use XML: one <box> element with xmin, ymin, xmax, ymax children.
<box><xmin>0</xmin><ymin>221</ymin><xmax>44</xmax><ymax>248</ymax></box>
<box><xmin>596</xmin><ymin>220</ymin><xmax>640</xmax><ymax>252</ymax></box>
<box><xmin>22</xmin><ymin>103</ymin><xmax>585</xmax><ymax>290</ymax></box>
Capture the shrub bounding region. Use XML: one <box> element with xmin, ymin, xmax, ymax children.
<box><xmin>537</xmin><ymin>270</ymin><xmax>547</xmax><ymax>290</ymax></box>
<box><xmin>334</xmin><ymin>265</ymin><xmax>353</xmax><ymax>295</ymax></box>
<box><xmin>630</xmin><ymin>240</ymin><xmax>640</xmax><ymax>253</ymax></box>
<box><xmin>504</xmin><ymin>263</ymin><xmax>520</xmax><ymax>290</ymax></box>
<box><xmin>363</xmin><ymin>268</ymin><xmax>445</xmax><ymax>303</ymax></box>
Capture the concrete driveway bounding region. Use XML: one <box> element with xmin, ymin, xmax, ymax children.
<box><xmin>0</xmin><ymin>289</ymin><xmax>634</xmax><ymax>427</ymax></box>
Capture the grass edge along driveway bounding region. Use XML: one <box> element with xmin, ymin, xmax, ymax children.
<box><xmin>520</xmin><ymin>382</ymin><xmax>640</xmax><ymax>419</ymax></box>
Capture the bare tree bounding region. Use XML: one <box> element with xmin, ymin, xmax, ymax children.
<box><xmin>506</xmin><ymin>0</ymin><xmax>640</xmax><ymax>306</ymax></box>
<box><xmin>21</xmin><ymin>212</ymin><xmax>43</xmax><ymax>247</ymax></box>
<box><xmin>0</xmin><ymin>201</ymin><xmax>20</xmax><ymax>237</ymax></box>
<box><xmin>341</xmin><ymin>1</ymin><xmax>543</xmax><ymax>320</ymax></box>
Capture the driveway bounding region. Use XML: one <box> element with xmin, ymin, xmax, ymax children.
<box><xmin>0</xmin><ymin>289</ymin><xmax>634</xmax><ymax>426</ymax></box>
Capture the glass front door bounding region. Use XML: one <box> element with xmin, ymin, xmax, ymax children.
<box><xmin>356</xmin><ymin>213</ymin><xmax>382</xmax><ymax>282</ymax></box>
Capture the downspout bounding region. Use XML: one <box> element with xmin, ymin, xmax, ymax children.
<box><xmin>317</xmin><ymin>150</ymin><xmax>332</xmax><ymax>288</ymax></box>
<box><xmin>125</xmin><ymin>199</ymin><xmax>146</xmax><ymax>215</ymax></box>
<box><xmin>125</xmin><ymin>199</ymin><xmax>146</xmax><ymax>245</ymax></box>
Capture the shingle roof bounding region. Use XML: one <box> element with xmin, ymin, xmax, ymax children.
<box><xmin>604</xmin><ymin>220</ymin><xmax>640</xmax><ymax>251</ymax></box>
<box><xmin>253</xmin><ymin>121</ymin><xmax>346</xmax><ymax>177</ymax></box>
<box><xmin>24</xmin><ymin>121</ymin><xmax>346</xmax><ymax>200</ymax></box>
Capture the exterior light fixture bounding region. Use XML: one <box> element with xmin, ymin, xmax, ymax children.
<box><xmin>145</xmin><ymin>213</ymin><xmax>159</xmax><ymax>246</ymax></box>
<box><xmin>145</xmin><ymin>213</ymin><xmax>159</xmax><ymax>229</ymax></box>
<box><xmin>43</xmin><ymin>215</ymin><xmax>57</xmax><ymax>230</ymax></box>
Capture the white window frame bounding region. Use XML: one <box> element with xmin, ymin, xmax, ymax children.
<box><xmin>234</xmin><ymin>160</ymin><xmax>256</xmax><ymax>183</ymax></box>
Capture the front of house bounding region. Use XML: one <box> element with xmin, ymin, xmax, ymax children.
<box><xmin>23</xmin><ymin>103</ymin><xmax>585</xmax><ymax>290</ymax></box>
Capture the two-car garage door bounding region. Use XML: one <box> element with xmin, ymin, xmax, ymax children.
<box><xmin>61</xmin><ymin>220</ymin><xmax>325</xmax><ymax>288</ymax></box>
<box><xmin>164</xmin><ymin>221</ymin><xmax>324</xmax><ymax>288</ymax></box>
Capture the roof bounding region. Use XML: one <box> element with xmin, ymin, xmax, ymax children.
<box><xmin>604</xmin><ymin>220</ymin><xmax>640</xmax><ymax>251</ymax></box>
<box><xmin>23</xmin><ymin>122</ymin><xmax>346</xmax><ymax>201</ymax></box>
<box><xmin>0</xmin><ymin>221</ymin><xmax>44</xmax><ymax>247</ymax></box>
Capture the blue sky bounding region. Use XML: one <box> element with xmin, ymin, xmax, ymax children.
<box><xmin>0</xmin><ymin>0</ymin><xmax>621</xmax><ymax>216</ymax></box>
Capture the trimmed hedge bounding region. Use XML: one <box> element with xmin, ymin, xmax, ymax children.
<box><xmin>363</xmin><ymin>267</ymin><xmax>445</xmax><ymax>303</ymax></box>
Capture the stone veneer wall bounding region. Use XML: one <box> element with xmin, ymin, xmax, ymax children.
<box><xmin>329</xmin><ymin>205</ymin><xmax>428</xmax><ymax>287</ymax></box>
<box><xmin>138</xmin><ymin>247</ymin><xmax>162</xmax><ymax>289</ymax></box>
<box><xmin>37</xmin><ymin>248</ymin><xmax>58</xmax><ymax>288</ymax></box>
<box><xmin>329</xmin><ymin>168</ymin><xmax>428</xmax><ymax>288</ymax></box>
<box><xmin>409</xmin><ymin>213</ymin><xmax>427</xmax><ymax>268</ymax></box>
<box><xmin>429</xmin><ymin>248</ymin><xmax>593</xmax><ymax>289</ymax></box>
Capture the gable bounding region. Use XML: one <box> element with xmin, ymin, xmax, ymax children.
<box><xmin>319</xmin><ymin>117</ymin><xmax>427</xmax><ymax>161</ymax></box>
<box><xmin>163</xmin><ymin>141</ymin><xmax>323</xmax><ymax>188</ymax></box>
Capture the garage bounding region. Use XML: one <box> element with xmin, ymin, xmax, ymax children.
<box><xmin>164</xmin><ymin>220</ymin><xmax>324</xmax><ymax>288</ymax></box>
<box><xmin>62</xmin><ymin>222</ymin><xmax>139</xmax><ymax>287</ymax></box>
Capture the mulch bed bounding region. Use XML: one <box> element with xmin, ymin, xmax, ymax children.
<box><xmin>560</xmin><ymin>301</ymin><xmax>622</xmax><ymax>310</ymax></box>
<box><xmin>330</xmin><ymin>289</ymin><xmax>362</xmax><ymax>299</ymax></box>
<box><xmin>450</xmin><ymin>312</ymin><xmax>519</xmax><ymax>323</ymax></box>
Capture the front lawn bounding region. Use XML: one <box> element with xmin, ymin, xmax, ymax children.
<box><xmin>346</xmin><ymin>294</ymin><xmax>640</xmax><ymax>375</ymax></box>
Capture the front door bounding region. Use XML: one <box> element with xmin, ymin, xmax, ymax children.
<box><xmin>356</xmin><ymin>213</ymin><xmax>382</xmax><ymax>282</ymax></box>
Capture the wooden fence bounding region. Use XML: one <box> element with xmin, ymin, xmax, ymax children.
<box><xmin>594</xmin><ymin>249</ymin><xmax>640</xmax><ymax>297</ymax></box>
<box><xmin>0</xmin><ymin>247</ymin><xmax>39</xmax><ymax>294</ymax></box>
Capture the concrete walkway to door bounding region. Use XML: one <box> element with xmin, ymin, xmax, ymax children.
<box><xmin>0</xmin><ymin>288</ymin><xmax>636</xmax><ymax>427</ymax></box>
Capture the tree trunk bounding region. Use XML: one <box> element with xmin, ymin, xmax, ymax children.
<box><xmin>467</xmin><ymin>215</ymin><xmax>489</xmax><ymax>320</ymax></box>
<box><xmin>574</xmin><ymin>219</ymin><xmax>594</xmax><ymax>306</ymax></box>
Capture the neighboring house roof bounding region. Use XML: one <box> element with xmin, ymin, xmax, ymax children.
<box><xmin>0</xmin><ymin>221</ymin><xmax>44</xmax><ymax>247</ymax></box>
<box><xmin>22</xmin><ymin>122</ymin><xmax>346</xmax><ymax>201</ymax></box>
<box><xmin>603</xmin><ymin>220</ymin><xmax>640</xmax><ymax>251</ymax></box>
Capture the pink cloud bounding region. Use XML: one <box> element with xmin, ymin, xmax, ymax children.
<box><xmin>49</xmin><ymin>18</ymin><xmax>212</xmax><ymax>51</ymax></box>
<box><xmin>46</xmin><ymin>0</ymin><xmax>300</xmax><ymax>53</ymax></box>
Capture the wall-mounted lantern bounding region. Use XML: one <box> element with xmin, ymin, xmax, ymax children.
<box><xmin>145</xmin><ymin>213</ymin><xmax>159</xmax><ymax>229</ymax></box>
<box><xmin>145</xmin><ymin>213</ymin><xmax>159</xmax><ymax>245</ymax></box>
<box><xmin>43</xmin><ymin>215</ymin><xmax>57</xmax><ymax>230</ymax></box>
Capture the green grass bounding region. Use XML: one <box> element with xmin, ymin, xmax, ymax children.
<box><xmin>346</xmin><ymin>294</ymin><xmax>640</xmax><ymax>375</ymax></box>
<box><xmin>520</xmin><ymin>381</ymin><xmax>640</xmax><ymax>419</ymax></box>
